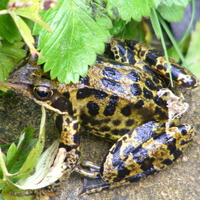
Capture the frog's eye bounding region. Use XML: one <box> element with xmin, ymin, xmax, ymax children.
<box><xmin>33</xmin><ymin>86</ymin><xmax>53</xmax><ymax>100</ymax></box>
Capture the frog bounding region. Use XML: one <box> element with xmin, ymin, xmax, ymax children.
<box><xmin>0</xmin><ymin>38</ymin><xmax>198</xmax><ymax>195</ymax></box>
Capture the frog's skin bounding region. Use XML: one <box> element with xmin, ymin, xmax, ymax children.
<box><xmin>4</xmin><ymin>38</ymin><xmax>198</xmax><ymax>194</ymax></box>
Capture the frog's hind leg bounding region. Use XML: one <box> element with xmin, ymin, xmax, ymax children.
<box><xmin>108</xmin><ymin>38</ymin><xmax>198</xmax><ymax>89</ymax></box>
<box><xmin>81</xmin><ymin>122</ymin><xmax>194</xmax><ymax>195</ymax></box>
<box><xmin>124</xmin><ymin>40</ymin><xmax>198</xmax><ymax>89</ymax></box>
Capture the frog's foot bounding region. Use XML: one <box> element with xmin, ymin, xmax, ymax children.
<box><xmin>34</xmin><ymin>183</ymin><xmax>59</xmax><ymax>200</ymax></box>
<box><xmin>81</xmin><ymin>177</ymin><xmax>111</xmax><ymax>195</ymax></box>
<box><xmin>81</xmin><ymin>123</ymin><xmax>195</xmax><ymax>195</ymax></box>
<box><xmin>81</xmin><ymin>175</ymin><xmax>145</xmax><ymax>195</ymax></box>
<box><xmin>73</xmin><ymin>161</ymin><xmax>101</xmax><ymax>179</ymax></box>
<box><xmin>81</xmin><ymin>160</ymin><xmax>101</xmax><ymax>171</ymax></box>
<box><xmin>157</xmin><ymin>88</ymin><xmax>189</xmax><ymax>129</ymax></box>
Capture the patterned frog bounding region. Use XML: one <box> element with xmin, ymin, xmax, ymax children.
<box><xmin>0</xmin><ymin>38</ymin><xmax>198</xmax><ymax>194</ymax></box>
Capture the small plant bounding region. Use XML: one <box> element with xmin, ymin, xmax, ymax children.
<box><xmin>0</xmin><ymin>107</ymin><xmax>67</xmax><ymax>200</ymax></box>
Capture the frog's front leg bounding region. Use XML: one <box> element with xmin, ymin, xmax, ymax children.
<box><xmin>55</xmin><ymin>114</ymin><xmax>80</xmax><ymax>173</ymax></box>
<box><xmin>81</xmin><ymin>122</ymin><xmax>194</xmax><ymax>195</ymax></box>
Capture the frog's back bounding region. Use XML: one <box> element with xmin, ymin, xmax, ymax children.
<box><xmin>75</xmin><ymin>58</ymin><xmax>168</xmax><ymax>141</ymax></box>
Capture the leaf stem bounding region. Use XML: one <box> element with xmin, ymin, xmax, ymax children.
<box><xmin>179</xmin><ymin>0</ymin><xmax>196</xmax><ymax>45</ymax></box>
<box><xmin>150</xmin><ymin>9</ymin><xmax>173</xmax><ymax>87</ymax></box>
<box><xmin>0</xmin><ymin>149</ymin><xmax>9</xmax><ymax>180</ymax></box>
<box><xmin>0</xmin><ymin>10</ymin><xmax>8</xmax><ymax>15</ymax></box>
<box><xmin>158</xmin><ymin>16</ymin><xmax>187</xmax><ymax>67</ymax></box>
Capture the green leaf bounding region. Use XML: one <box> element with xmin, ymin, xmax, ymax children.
<box><xmin>185</xmin><ymin>21</ymin><xmax>200</xmax><ymax>78</ymax></box>
<box><xmin>33</xmin><ymin>0</ymin><xmax>112</xmax><ymax>83</ymax></box>
<box><xmin>16</xmin><ymin>140</ymin><xmax>60</xmax><ymax>190</ymax></box>
<box><xmin>105</xmin><ymin>0</ymin><xmax>190</xmax><ymax>21</ymax></box>
<box><xmin>106</xmin><ymin>0</ymin><xmax>158</xmax><ymax>21</ymax></box>
<box><xmin>110</xmin><ymin>19</ymin><xmax>127</xmax><ymax>36</ymax></box>
<box><xmin>0</xmin><ymin>194</ymin><xmax>4</xmax><ymax>200</ymax></box>
<box><xmin>0</xmin><ymin>40</ymin><xmax>26</xmax><ymax>91</ymax></box>
<box><xmin>157</xmin><ymin>4</ymin><xmax>185</xmax><ymax>22</ymax></box>
<box><xmin>0</xmin><ymin>0</ymin><xmax>50</xmax><ymax>55</ymax></box>
<box><xmin>11</xmin><ymin>0</ymin><xmax>51</xmax><ymax>31</ymax></box>
<box><xmin>161</xmin><ymin>0</ymin><xmax>191</xmax><ymax>7</ymax></box>
<box><xmin>0</xmin><ymin>152</ymin><xmax>6</xmax><ymax>179</ymax></box>
<box><xmin>9</xmin><ymin>11</ymin><xmax>38</xmax><ymax>55</ymax></box>
<box><xmin>0</xmin><ymin>0</ymin><xmax>8</xmax><ymax>9</ymax></box>
<box><xmin>14</xmin><ymin>107</ymin><xmax>46</xmax><ymax>179</ymax></box>
<box><xmin>5</xmin><ymin>143</ymin><xmax>17</xmax><ymax>166</ymax></box>
<box><xmin>0</xmin><ymin>108</ymin><xmax>46</xmax><ymax>199</ymax></box>
<box><xmin>0</xmin><ymin>15</ymin><xmax>22</xmax><ymax>43</ymax></box>
<box><xmin>2</xmin><ymin>185</ymin><xmax>34</xmax><ymax>200</ymax></box>
<box><xmin>112</xmin><ymin>20</ymin><xmax>146</xmax><ymax>40</ymax></box>
<box><xmin>0</xmin><ymin>0</ymin><xmax>21</xmax><ymax>42</ymax></box>
<box><xmin>5</xmin><ymin>127</ymin><xmax>36</xmax><ymax>174</ymax></box>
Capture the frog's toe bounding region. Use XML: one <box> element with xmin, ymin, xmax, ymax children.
<box><xmin>80</xmin><ymin>177</ymin><xmax>110</xmax><ymax>195</ymax></box>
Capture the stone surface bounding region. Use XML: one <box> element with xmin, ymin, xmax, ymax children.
<box><xmin>0</xmin><ymin>86</ymin><xmax>200</xmax><ymax>200</ymax></box>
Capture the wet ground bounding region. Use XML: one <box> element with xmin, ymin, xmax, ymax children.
<box><xmin>0</xmin><ymin>86</ymin><xmax>200</xmax><ymax>200</ymax></box>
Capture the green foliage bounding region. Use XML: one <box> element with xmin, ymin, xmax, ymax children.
<box><xmin>0</xmin><ymin>0</ymin><xmax>197</xmax><ymax>85</ymax></box>
<box><xmin>0</xmin><ymin>0</ymin><xmax>22</xmax><ymax>43</ymax></box>
<box><xmin>185</xmin><ymin>21</ymin><xmax>200</xmax><ymax>78</ymax></box>
<box><xmin>0</xmin><ymin>107</ymin><xmax>46</xmax><ymax>199</ymax></box>
<box><xmin>106</xmin><ymin>0</ymin><xmax>157</xmax><ymax>21</ymax></box>
<box><xmin>0</xmin><ymin>41</ymin><xmax>26</xmax><ymax>91</ymax></box>
<box><xmin>33</xmin><ymin>0</ymin><xmax>112</xmax><ymax>83</ymax></box>
<box><xmin>0</xmin><ymin>127</ymin><xmax>37</xmax><ymax>200</ymax></box>
<box><xmin>0</xmin><ymin>107</ymin><xmax>67</xmax><ymax>199</ymax></box>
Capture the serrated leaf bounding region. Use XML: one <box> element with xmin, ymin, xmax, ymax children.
<box><xmin>106</xmin><ymin>0</ymin><xmax>190</xmax><ymax>21</ymax></box>
<box><xmin>157</xmin><ymin>4</ymin><xmax>185</xmax><ymax>22</ymax></box>
<box><xmin>185</xmin><ymin>21</ymin><xmax>200</xmax><ymax>78</ymax></box>
<box><xmin>33</xmin><ymin>0</ymin><xmax>112</xmax><ymax>83</ymax></box>
<box><xmin>9</xmin><ymin>0</ymin><xmax>51</xmax><ymax>32</ymax></box>
<box><xmin>106</xmin><ymin>0</ymin><xmax>158</xmax><ymax>21</ymax></box>
<box><xmin>0</xmin><ymin>40</ymin><xmax>26</xmax><ymax>92</ymax></box>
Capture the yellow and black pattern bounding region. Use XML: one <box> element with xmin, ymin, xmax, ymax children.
<box><xmin>110</xmin><ymin>38</ymin><xmax>199</xmax><ymax>89</ymax></box>
<box><xmin>101</xmin><ymin>124</ymin><xmax>194</xmax><ymax>182</ymax></box>
<box><xmin>6</xmin><ymin>38</ymin><xmax>197</xmax><ymax>195</ymax></box>
<box><xmin>81</xmin><ymin>123</ymin><xmax>194</xmax><ymax>194</ymax></box>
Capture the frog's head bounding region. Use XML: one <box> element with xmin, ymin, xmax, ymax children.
<box><xmin>0</xmin><ymin>55</ymin><xmax>73</xmax><ymax>115</ymax></box>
